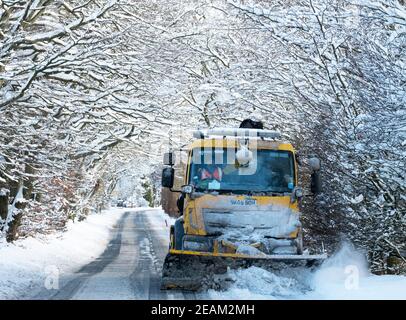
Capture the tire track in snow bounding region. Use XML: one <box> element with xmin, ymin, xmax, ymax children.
<box><xmin>32</xmin><ymin>210</ymin><xmax>197</xmax><ymax>300</ymax></box>
<box><xmin>33</xmin><ymin>212</ymin><xmax>130</xmax><ymax>300</ymax></box>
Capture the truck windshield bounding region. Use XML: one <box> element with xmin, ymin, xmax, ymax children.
<box><xmin>188</xmin><ymin>148</ymin><xmax>295</xmax><ymax>194</ymax></box>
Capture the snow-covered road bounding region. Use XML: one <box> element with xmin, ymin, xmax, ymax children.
<box><xmin>29</xmin><ymin>209</ymin><xmax>200</xmax><ymax>300</ymax></box>
<box><xmin>0</xmin><ymin>208</ymin><xmax>126</xmax><ymax>299</ymax></box>
<box><xmin>1</xmin><ymin>208</ymin><xmax>405</xmax><ymax>300</ymax></box>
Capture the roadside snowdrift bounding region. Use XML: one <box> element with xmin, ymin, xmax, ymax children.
<box><xmin>209</xmin><ymin>243</ymin><xmax>406</xmax><ymax>300</ymax></box>
<box><xmin>0</xmin><ymin>208</ymin><xmax>126</xmax><ymax>299</ymax></box>
<box><xmin>145</xmin><ymin>207</ymin><xmax>176</xmax><ymax>250</ymax></box>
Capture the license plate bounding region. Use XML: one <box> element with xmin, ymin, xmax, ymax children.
<box><xmin>230</xmin><ymin>199</ymin><xmax>257</xmax><ymax>206</ymax></box>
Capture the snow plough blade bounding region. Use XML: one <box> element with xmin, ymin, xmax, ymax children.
<box><xmin>160</xmin><ymin>250</ymin><xmax>327</xmax><ymax>291</ymax></box>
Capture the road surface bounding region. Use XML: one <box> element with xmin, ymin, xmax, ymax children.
<box><xmin>17</xmin><ymin>208</ymin><xmax>404</xmax><ymax>300</ymax></box>
<box><xmin>31</xmin><ymin>210</ymin><xmax>201</xmax><ymax>300</ymax></box>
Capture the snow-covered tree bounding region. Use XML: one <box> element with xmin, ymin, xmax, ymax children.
<box><xmin>228</xmin><ymin>0</ymin><xmax>406</xmax><ymax>272</ymax></box>
<box><xmin>0</xmin><ymin>0</ymin><xmax>404</xmax><ymax>273</ymax></box>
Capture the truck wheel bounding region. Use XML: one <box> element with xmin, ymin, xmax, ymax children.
<box><xmin>296</xmin><ymin>230</ymin><xmax>303</xmax><ymax>255</ymax></box>
<box><xmin>173</xmin><ymin>219</ymin><xmax>184</xmax><ymax>250</ymax></box>
<box><xmin>169</xmin><ymin>225</ymin><xmax>175</xmax><ymax>249</ymax></box>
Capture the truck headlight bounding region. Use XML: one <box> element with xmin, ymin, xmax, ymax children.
<box><xmin>295</xmin><ymin>187</ymin><xmax>303</xmax><ymax>198</ymax></box>
<box><xmin>181</xmin><ymin>185</ymin><xmax>193</xmax><ymax>194</ymax></box>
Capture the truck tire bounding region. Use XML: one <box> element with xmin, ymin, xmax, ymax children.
<box><xmin>174</xmin><ymin>219</ymin><xmax>185</xmax><ymax>250</ymax></box>
<box><xmin>296</xmin><ymin>230</ymin><xmax>304</xmax><ymax>255</ymax></box>
<box><xmin>169</xmin><ymin>225</ymin><xmax>175</xmax><ymax>249</ymax></box>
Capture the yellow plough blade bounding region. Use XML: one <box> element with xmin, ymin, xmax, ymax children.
<box><xmin>161</xmin><ymin>250</ymin><xmax>327</xmax><ymax>291</ymax></box>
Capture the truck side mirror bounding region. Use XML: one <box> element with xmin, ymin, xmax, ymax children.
<box><xmin>309</xmin><ymin>157</ymin><xmax>322</xmax><ymax>194</ymax></box>
<box><xmin>163</xmin><ymin>152</ymin><xmax>176</xmax><ymax>166</ymax></box>
<box><xmin>162</xmin><ymin>167</ymin><xmax>175</xmax><ymax>188</ymax></box>
<box><xmin>309</xmin><ymin>157</ymin><xmax>321</xmax><ymax>171</ymax></box>
<box><xmin>311</xmin><ymin>171</ymin><xmax>322</xmax><ymax>194</ymax></box>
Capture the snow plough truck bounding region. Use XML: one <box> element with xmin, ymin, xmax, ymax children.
<box><xmin>160</xmin><ymin>124</ymin><xmax>327</xmax><ymax>290</ymax></box>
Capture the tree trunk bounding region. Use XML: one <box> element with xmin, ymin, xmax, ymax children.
<box><xmin>6</xmin><ymin>181</ymin><xmax>26</xmax><ymax>242</ymax></box>
<box><xmin>6</xmin><ymin>205</ymin><xmax>24</xmax><ymax>242</ymax></box>
<box><xmin>23</xmin><ymin>163</ymin><xmax>35</xmax><ymax>200</ymax></box>
<box><xmin>0</xmin><ymin>189</ymin><xmax>9</xmax><ymax>231</ymax></box>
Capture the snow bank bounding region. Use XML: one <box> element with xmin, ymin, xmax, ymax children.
<box><xmin>0</xmin><ymin>208</ymin><xmax>126</xmax><ymax>299</ymax></box>
<box><xmin>209</xmin><ymin>266</ymin><xmax>310</xmax><ymax>300</ymax></box>
<box><xmin>306</xmin><ymin>243</ymin><xmax>406</xmax><ymax>300</ymax></box>
<box><xmin>209</xmin><ymin>243</ymin><xmax>406</xmax><ymax>300</ymax></box>
<box><xmin>144</xmin><ymin>207</ymin><xmax>176</xmax><ymax>244</ymax></box>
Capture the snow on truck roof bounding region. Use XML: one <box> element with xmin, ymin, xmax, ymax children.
<box><xmin>193</xmin><ymin>128</ymin><xmax>281</xmax><ymax>140</ymax></box>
